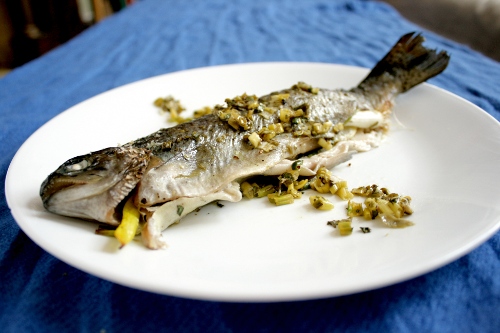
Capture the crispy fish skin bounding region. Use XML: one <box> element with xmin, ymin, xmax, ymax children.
<box><xmin>40</xmin><ymin>32</ymin><xmax>449</xmax><ymax>248</ymax></box>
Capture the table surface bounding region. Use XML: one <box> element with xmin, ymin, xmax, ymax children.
<box><xmin>1</xmin><ymin>0</ymin><xmax>499</xmax><ymax>332</ymax></box>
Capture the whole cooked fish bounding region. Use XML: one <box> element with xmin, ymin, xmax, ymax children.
<box><xmin>40</xmin><ymin>33</ymin><xmax>449</xmax><ymax>249</ymax></box>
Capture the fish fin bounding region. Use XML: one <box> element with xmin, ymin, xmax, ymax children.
<box><xmin>358</xmin><ymin>32</ymin><xmax>450</xmax><ymax>93</ymax></box>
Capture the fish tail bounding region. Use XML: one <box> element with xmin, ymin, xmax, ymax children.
<box><xmin>358</xmin><ymin>32</ymin><xmax>450</xmax><ymax>94</ymax></box>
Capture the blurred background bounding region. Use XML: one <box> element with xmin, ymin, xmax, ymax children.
<box><xmin>0</xmin><ymin>0</ymin><xmax>135</xmax><ymax>77</ymax></box>
<box><xmin>0</xmin><ymin>0</ymin><xmax>499</xmax><ymax>78</ymax></box>
<box><xmin>384</xmin><ymin>0</ymin><xmax>500</xmax><ymax>62</ymax></box>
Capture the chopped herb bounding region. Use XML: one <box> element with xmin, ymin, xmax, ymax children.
<box><xmin>346</xmin><ymin>200</ymin><xmax>363</xmax><ymax>217</ymax></box>
<box><xmin>327</xmin><ymin>217</ymin><xmax>352</xmax><ymax>228</ymax></box>
<box><xmin>360</xmin><ymin>227</ymin><xmax>371</xmax><ymax>233</ymax></box>
<box><xmin>327</xmin><ymin>220</ymin><xmax>338</xmax><ymax>228</ymax></box>
<box><xmin>278</xmin><ymin>172</ymin><xmax>295</xmax><ymax>185</ymax></box>
<box><xmin>176</xmin><ymin>205</ymin><xmax>184</xmax><ymax>216</ymax></box>
<box><xmin>216</xmin><ymin>202</ymin><xmax>224</xmax><ymax>208</ymax></box>
<box><xmin>267</xmin><ymin>193</ymin><xmax>294</xmax><ymax>206</ymax></box>
<box><xmin>338</xmin><ymin>220</ymin><xmax>353</xmax><ymax>236</ymax></box>
<box><xmin>309</xmin><ymin>195</ymin><xmax>334</xmax><ymax>210</ymax></box>
<box><xmin>256</xmin><ymin>184</ymin><xmax>275</xmax><ymax>198</ymax></box>
<box><xmin>291</xmin><ymin>116</ymin><xmax>306</xmax><ymax>125</ymax></box>
<box><xmin>327</xmin><ymin>217</ymin><xmax>353</xmax><ymax>236</ymax></box>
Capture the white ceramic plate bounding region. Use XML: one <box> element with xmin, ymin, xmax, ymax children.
<box><xmin>6</xmin><ymin>63</ymin><xmax>500</xmax><ymax>302</ymax></box>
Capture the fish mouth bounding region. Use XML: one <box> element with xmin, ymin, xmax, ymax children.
<box><xmin>40</xmin><ymin>146</ymin><xmax>151</xmax><ymax>225</ymax></box>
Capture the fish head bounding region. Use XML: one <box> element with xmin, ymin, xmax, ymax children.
<box><xmin>40</xmin><ymin>146</ymin><xmax>151</xmax><ymax>225</ymax></box>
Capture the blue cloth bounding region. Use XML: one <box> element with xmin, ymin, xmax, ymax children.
<box><xmin>1</xmin><ymin>0</ymin><xmax>499</xmax><ymax>332</ymax></box>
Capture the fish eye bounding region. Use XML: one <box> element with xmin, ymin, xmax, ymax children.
<box><xmin>64</xmin><ymin>160</ymin><xmax>90</xmax><ymax>172</ymax></box>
